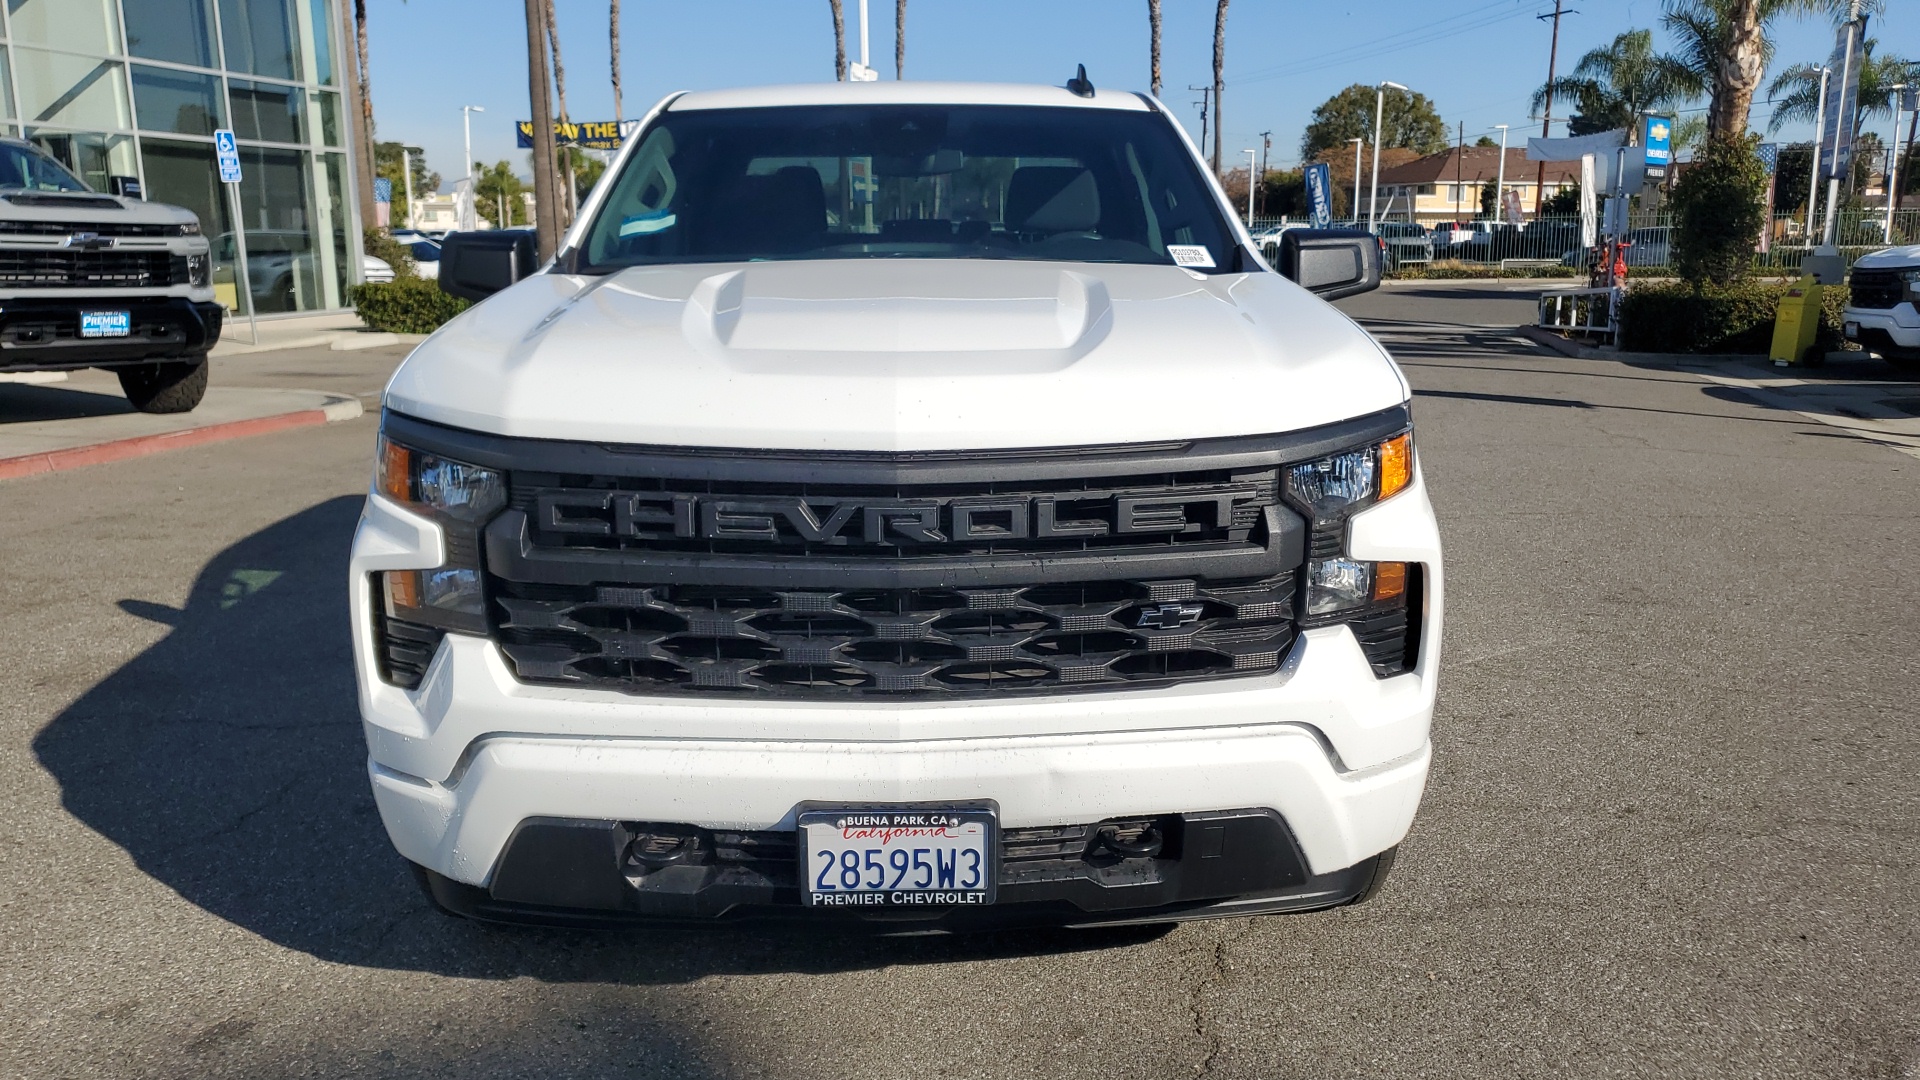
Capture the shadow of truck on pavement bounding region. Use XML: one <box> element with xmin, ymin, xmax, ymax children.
<box><xmin>33</xmin><ymin>497</ymin><xmax>1165</xmax><ymax>984</ymax></box>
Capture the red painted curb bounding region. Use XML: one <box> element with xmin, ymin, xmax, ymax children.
<box><xmin>0</xmin><ymin>407</ymin><xmax>333</xmax><ymax>482</ymax></box>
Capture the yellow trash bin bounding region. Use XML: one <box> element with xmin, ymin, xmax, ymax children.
<box><xmin>1769</xmin><ymin>276</ymin><xmax>1824</xmax><ymax>366</ymax></box>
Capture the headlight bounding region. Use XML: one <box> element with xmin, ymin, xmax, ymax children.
<box><xmin>172</xmin><ymin>220</ymin><xmax>201</xmax><ymax>236</ymax></box>
<box><xmin>1284</xmin><ymin>430</ymin><xmax>1420</xmax><ymax>671</ymax></box>
<box><xmin>186</xmin><ymin>253</ymin><xmax>210</xmax><ymax>286</ymax></box>
<box><xmin>374</xmin><ymin>433</ymin><xmax>505</xmax><ymax>638</ymax></box>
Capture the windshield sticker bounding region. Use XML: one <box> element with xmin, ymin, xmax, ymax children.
<box><xmin>1167</xmin><ymin>244</ymin><xmax>1215</xmax><ymax>269</ymax></box>
<box><xmin>618</xmin><ymin>211</ymin><xmax>678</xmax><ymax>237</ymax></box>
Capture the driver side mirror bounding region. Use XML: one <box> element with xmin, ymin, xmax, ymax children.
<box><xmin>438</xmin><ymin>230</ymin><xmax>539</xmax><ymax>301</ymax></box>
<box><xmin>1275</xmin><ymin>228</ymin><xmax>1381</xmax><ymax>300</ymax></box>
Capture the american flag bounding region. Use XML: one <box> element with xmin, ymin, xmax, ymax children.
<box><xmin>373</xmin><ymin>177</ymin><xmax>392</xmax><ymax>203</ymax></box>
<box><xmin>1756</xmin><ymin>143</ymin><xmax>1779</xmax><ymax>175</ymax></box>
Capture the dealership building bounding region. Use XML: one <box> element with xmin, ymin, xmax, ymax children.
<box><xmin>3</xmin><ymin>0</ymin><xmax>365</xmax><ymax>314</ymax></box>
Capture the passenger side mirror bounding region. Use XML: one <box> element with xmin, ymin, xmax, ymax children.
<box><xmin>1275</xmin><ymin>228</ymin><xmax>1381</xmax><ymax>300</ymax></box>
<box><xmin>438</xmin><ymin>230</ymin><xmax>539</xmax><ymax>301</ymax></box>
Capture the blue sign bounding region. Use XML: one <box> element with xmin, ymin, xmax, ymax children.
<box><xmin>214</xmin><ymin>129</ymin><xmax>242</xmax><ymax>183</ymax></box>
<box><xmin>1303</xmin><ymin>162</ymin><xmax>1332</xmax><ymax>229</ymax></box>
<box><xmin>1642</xmin><ymin>115</ymin><xmax>1673</xmax><ymax>168</ymax></box>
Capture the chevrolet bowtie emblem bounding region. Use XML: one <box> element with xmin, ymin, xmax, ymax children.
<box><xmin>64</xmin><ymin>232</ymin><xmax>113</xmax><ymax>249</ymax></box>
<box><xmin>1136</xmin><ymin>602</ymin><xmax>1206</xmax><ymax>630</ymax></box>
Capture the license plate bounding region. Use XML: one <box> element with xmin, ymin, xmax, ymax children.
<box><xmin>799</xmin><ymin>806</ymin><xmax>996</xmax><ymax>908</ymax></box>
<box><xmin>80</xmin><ymin>311</ymin><xmax>131</xmax><ymax>338</ymax></box>
<box><xmin>1844</xmin><ymin>321</ymin><xmax>1860</xmax><ymax>339</ymax></box>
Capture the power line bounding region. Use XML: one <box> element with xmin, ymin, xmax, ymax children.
<box><xmin>1235</xmin><ymin>0</ymin><xmax>1543</xmax><ymax>87</ymax></box>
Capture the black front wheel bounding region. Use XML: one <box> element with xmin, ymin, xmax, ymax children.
<box><xmin>117</xmin><ymin>357</ymin><xmax>209</xmax><ymax>414</ymax></box>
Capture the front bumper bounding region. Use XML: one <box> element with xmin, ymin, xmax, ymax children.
<box><xmin>1843</xmin><ymin>305</ymin><xmax>1920</xmax><ymax>354</ymax></box>
<box><xmin>351</xmin><ymin>464</ymin><xmax>1443</xmax><ymax>925</ymax></box>
<box><xmin>0</xmin><ymin>295</ymin><xmax>224</xmax><ymax>371</ymax></box>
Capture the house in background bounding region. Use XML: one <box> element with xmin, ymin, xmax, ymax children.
<box><xmin>1374</xmin><ymin>147</ymin><xmax>1581</xmax><ymax>223</ymax></box>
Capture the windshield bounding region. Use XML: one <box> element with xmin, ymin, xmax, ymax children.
<box><xmin>580</xmin><ymin>104</ymin><xmax>1239</xmax><ymax>273</ymax></box>
<box><xmin>0</xmin><ymin>144</ymin><xmax>90</xmax><ymax>193</ymax></box>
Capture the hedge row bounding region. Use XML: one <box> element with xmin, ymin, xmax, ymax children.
<box><xmin>351</xmin><ymin>277</ymin><xmax>470</xmax><ymax>335</ymax></box>
<box><xmin>1618</xmin><ymin>280</ymin><xmax>1851</xmax><ymax>355</ymax></box>
<box><xmin>1387</xmin><ymin>262</ymin><xmax>1581</xmax><ymax>280</ymax></box>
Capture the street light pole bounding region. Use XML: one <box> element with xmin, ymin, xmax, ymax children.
<box><xmin>462</xmin><ymin>105</ymin><xmax>485</xmax><ymax>231</ymax></box>
<box><xmin>400</xmin><ymin>145</ymin><xmax>422</xmax><ymax>230</ymax></box>
<box><xmin>1243</xmin><ymin>148</ymin><xmax>1257</xmax><ymax>223</ymax></box>
<box><xmin>1494</xmin><ymin>124</ymin><xmax>1510</xmax><ymax>217</ymax></box>
<box><xmin>1807</xmin><ymin>67</ymin><xmax>1829</xmax><ymax>238</ymax></box>
<box><xmin>1369</xmin><ymin>81</ymin><xmax>1406</xmax><ymax>231</ymax></box>
<box><xmin>1349</xmin><ymin>137</ymin><xmax>1363</xmax><ymax>224</ymax></box>
<box><xmin>1887</xmin><ymin>84</ymin><xmax>1908</xmax><ymax>243</ymax></box>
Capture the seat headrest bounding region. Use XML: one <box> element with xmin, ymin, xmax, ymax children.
<box><xmin>1005</xmin><ymin>166</ymin><xmax>1100</xmax><ymax>233</ymax></box>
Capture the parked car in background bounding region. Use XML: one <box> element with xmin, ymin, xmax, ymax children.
<box><xmin>1560</xmin><ymin>227</ymin><xmax>1672</xmax><ymax>269</ymax></box>
<box><xmin>1373</xmin><ymin>221</ymin><xmax>1433</xmax><ymax>268</ymax></box>
<box><xmin>363</xmin><ymin>254</ymin><xmax>395</xmax><ymax>283</ymax></box>
<box><xmin>1843</xmin><ymin>245</ymin><xmax>1920</xmax><ymax>368</ymax></box>
<box><xmin>400</xmin><ymin>237</ymin><xmax>441</xmax><ymax>280</ymax></box>
<box><xmin>1250</xmin><ymin>221</ymin><xmax>1309</xmax><ymax>262</ymax></box>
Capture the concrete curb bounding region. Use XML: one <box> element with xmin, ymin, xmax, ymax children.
<box><xmin>1515</xmin><ymin>324</ymin><xmax>1763</xmax><ymax>365</ymax></box>
<box><xmin>0</xmin><ymin>394</ymin><xmax>364</xmax><ymax>482</ymax></box>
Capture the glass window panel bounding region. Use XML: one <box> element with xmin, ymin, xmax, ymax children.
<box><xmin>218</xmin><ymin>0</ymin><xmax>302</xmax><ymax>80</ymax></box>
<box><xmin>132</xmin><ymin>66</ymin><xmax>224</xmax><ymax>136</ymax></box>
<box><xmin>142</xmin><ymin>136</ymin><xmax>243</xmax><ymax>311</ymax></box>
<box><xmin>28</xmin><ymin>130</ymin><xmax>137</xmax><ymax>193</ymax></box>
<box><xmin>13</xmin><ymin>49</ymin><xmax>131</xmax><ymax>130</ymax></box>
<box><xmin>318</xmin><ymin>150</ymin><xmax>350</xmax><ymax>306</ymax></box>
<box><xmin>235</xmin><ymin>145</ymin><xmax>319</xmax><ymax>312</ymax></box>
<box><xmin>306</xmin><ymin>0</ymin><xmax>337</xmax><ymax>85</ymax></box>
<box><xmin>229</xmin><ymin>79</ymin><xmax>304</xmax><ymax>144</ymax></box>
<box><xmin>124</xmin><ymin>0</ymin><xmax>218</xmax><ymax>68</ymax></box>
<box><xmin>314</xmin><ymin>90</ymin><xmax>340</xmax><ymax>147</ymax></box>
<box><xmin>5</xmin><ymin>0</ymin><xmax>121</xmax><ymax>54</ymax></box>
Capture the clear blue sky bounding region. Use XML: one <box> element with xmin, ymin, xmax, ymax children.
<box><xmin>364</xmin><ymin>0</ymin><xmax>1914</xmax><ymax>193</ymax></box>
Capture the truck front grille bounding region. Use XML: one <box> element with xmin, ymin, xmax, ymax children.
<box><xmin>491</xmin><ymin>574</ymin><xmax>1296</xmax><ymax>697</ymax></box>
<box><xmin>0</xmin><ymin>249</ymin><xmax>174</xmax><ymax>288</ymax></box>
<box><xmin>1848</xmin><ymin>270</ymin><xmax>1906</xmax><ymax>310</ymax></box>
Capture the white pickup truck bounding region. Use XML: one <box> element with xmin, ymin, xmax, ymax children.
<box><xmin>0</xmin><ymin>138</ymin><xmax>219</xmax><ymax>412</ymax></box>
<box><xmin>1844</xmin><ymin>245</ymin><xmax>1920</xmax><ymax>368</ymax></box>
<box><xmin>352</xmin><ymin>78</ymin><xmax>1443</xmax><ymax>931</ymax></box>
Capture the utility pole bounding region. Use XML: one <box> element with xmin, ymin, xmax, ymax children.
<box><xmin>1822</xmin><ymin>0</ymin><xmax>1863</xmax><ymax>248</ymax></box>
<box><xmin>1258</xmin><ymin>130</ymin><xmax>1271</xmax><ymax>218</ymax></box>
<box><xmin>1190</xmin><ymin>86</ymin><xmax>1212</xmax><ymax>168</ymax></box>
<box><xmin>1534</xmin><ymin>0</ymin><xmax>1571</xmax><ymax>213</ymax></box>
<box><xmin>524</xmin><ymin>0</ymin><xmax>560</xmax><ymax>261</ymax></box>
<box><xmin>1807</xmin><ymin>66</ymin><xmax>1829</xmax><ymax>235</ymax></box>
<box><xmin>1350</xmin><ymin>137</ymin><xmax>1363</xmax><ymax>224</ymax></box>
<box><xmin>1455</xmin><ymin>120</ymin><xmax>1465</xmax><ymax>217</ymax></box>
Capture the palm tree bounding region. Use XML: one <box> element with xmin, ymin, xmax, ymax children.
<box><xmin>1210</xmin><ymin>0</ymin><xmax>1229</xmax><ymax>175</ymax></box>
<box><xmin>610</xmin><ymin>0</ymin><xmax>622</xmax><ymax>121</ymax></box>
<box><xmin>354</xmin><ymin>0</ymin><xmax>376</xmax><ymax>200</ymax></box>
<box><xmin>1663</xmin><ymin>0</ymin><xmax>1886</xmax><ymax>141</ymax></box>
<box><xmin>1530</xmin><ymin>29</ymin><xmax>1703</xmax><ymax>137</ymax></box>
<box><xmin>542</xmin><ymin>0</ymin><xmax>575</xmax><ymax>224</ymax></box>
<box><xmin>1148</xmin><ymin>0</ymin><xmax>1162</xmax><ymax>98</ymax></box>
<box><xmin>1765</xmin><ymin>40</ymin><xmax>1919</xmax><ymax>133</ymax></box>
<box><xmin>895</xmin><ymin>0</ymin><xmax>906</xmax><ymax>79</ymax></box>
<box><xmin>829</xmin><ymin>0</ymin><xmax>846</xmax><ymax>81</ymax></box>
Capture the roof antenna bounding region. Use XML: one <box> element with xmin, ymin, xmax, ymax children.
<box><xmin>1066</xmin><ymin>64</ymin><xmax>1095</xmax><ymax>98</ymax></box>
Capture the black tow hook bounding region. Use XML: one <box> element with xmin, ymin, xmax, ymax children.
<box><xmin>1093</xmin><ymin>822</ymin><xmax>1164</xmax><ymax>859</ymax></box>
<box><xmin>628</xmin><ymin>830</ymin><xmax>702</xmax><ymax>870</ymax></box>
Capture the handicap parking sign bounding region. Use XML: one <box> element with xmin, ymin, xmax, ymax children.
<box><xmin>214</xmin><ymin>129</ymin><xmax>242</xmax><ymax>183</ymax></box>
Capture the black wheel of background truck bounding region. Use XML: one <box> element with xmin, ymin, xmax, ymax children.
<box><xmin>117</xmin><ymin>357</ymin><xmax>209</xmax><ymax>414</ymax></box>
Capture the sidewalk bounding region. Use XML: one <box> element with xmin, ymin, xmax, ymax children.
<box><xmin>210</xmin><ymin>310</ymin><xmax>420</xmax><ymax>356</ymax></box>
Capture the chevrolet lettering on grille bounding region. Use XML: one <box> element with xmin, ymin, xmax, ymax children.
<box><xmin>536</xmin><ymin>487</ymin><xmax>1267</xmax><ymax>545</ymax></box>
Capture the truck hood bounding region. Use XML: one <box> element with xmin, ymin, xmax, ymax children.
<box><xmin>0</xmin><ymin>189</ymin><xmax>199</xmax><ymax>229</ymax></box>
<box><xmin>1852</xmin><ymin>244</ymin><xmax>1920</xmax><ymax>270</ymax></box>
<box><xmin>386</xmin><ymin>259</ymin><xmax>1409</xmax><ymax>452</ymax></box>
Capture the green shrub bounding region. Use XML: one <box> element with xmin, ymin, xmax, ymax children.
<box><xmin>351</xmin><ymin>277</ymin><xmax>469</xmax><ymax>334</ymax></box>
<box><xmin>1387</xmin><ymin>261</ymin><xmax>1580</xmax><ymax>280</ymax></box>
<box><xmin>1669</xmin><ymin>137</ymin><xmax>1769</xmax><ymax>287</ymax></box>
<box><xmin>362</xmin><ymin>228</ymin><xmax>417</xmax><ymax>279</ymax></box>
<box><xmin>1620</xmin><ymin>278</ymin><xmax>1850</xmax><ymax>354</ymax></box>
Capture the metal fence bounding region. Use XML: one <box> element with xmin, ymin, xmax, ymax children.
<box><xmin>1248</xmin><ymin>209</ymin><xmax>1920</xmax><ymax>273</ymax></box>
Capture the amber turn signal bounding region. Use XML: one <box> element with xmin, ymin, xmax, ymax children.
<box><xmin>1372</xmin><ymin>561</ymin><xmax>1409</xmax><ymax>602</ymax></box>
<box><xmin>378</xmin><ymin>436</ymin><xmax>411</xmax><ymax>504</ymax></box>
<box><xmin>1377</xmin><ymin>432</ymin><xmax>1412</xmax><ymax>501</ymax></box>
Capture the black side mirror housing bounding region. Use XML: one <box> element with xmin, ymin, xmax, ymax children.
<box><xmin>438</xmin><ymin>230</ymin><xmax>539</xmax><ymax>302</ymax></box>
<box><xmin>1276</xmin><ymin>228</ymin><xmax>1381</xmax><ymax>300</ymax></box>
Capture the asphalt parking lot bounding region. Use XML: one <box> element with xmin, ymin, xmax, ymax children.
<box><xmin>3</xmin><ymin>283</ymin><xmax>1918</xmax><ymax>1079</ymax></box>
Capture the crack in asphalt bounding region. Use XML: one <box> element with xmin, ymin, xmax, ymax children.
<box><xmin>1183</xmin><ymin>927</ymin><xmax>1233</xmax><ymax>1075</ymax></box>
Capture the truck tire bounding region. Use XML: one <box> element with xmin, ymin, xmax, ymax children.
<box><xmin>117</xmin><ymin>358</ymin><xmax>209</xmax><ymax>414</ymax></box>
